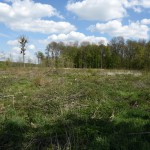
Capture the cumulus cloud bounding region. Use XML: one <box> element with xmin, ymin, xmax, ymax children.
<box><xmin>67</xmin><ymin>0</ymin><xmax>127</xmax><ymax>21</ymax></box>
<box><xmin>1</xmin><ymin>0</ymin><xmax>62</xmax><ymax>19</ymax></box>
<box><xmin>6</xmin><ymin>39</ymin><xmax>37</xmax><ymax>62</ymax></box>
<box><xmin>7</xmin><ymin>39</ymin><xmax>18</xmax><ymax>46</ymax></box>
<box><xmin>125</xmin><ymin>0</ymin><xmax>150</xmax><ymax>11</ymax></box>
<box><xmin>9</xmin><ymin>19</ymin><xmax>76</xmax><ymax>34</ymax></box>
<box><xmin>28</xmin><ymin>44</ymin><xmax>35</xmax><ymax>50</ymax></box>
<box><xmin>88</xmin><ymin>20</ymin><xmax>149</xmax><ymax>39</ymax></box>
<box><xmin>1</xmin><ymin>47</ymin><xmax>20</xmax><ymax>62</ymax></box>
<box><xmin>7</xmin><ymin>39</ymin><xmax>36</xmax><ymax>51</ymax></box>
<box><xmin>135</xmin><ymin>0</ymin><xmax>150</xmax><ymax>8</ymax></box>
<box><xmin>66</xmin><ymin>0</ymin><xmax>150</xmax><ymax>20</ymax></box>
<box><xmin>0</xmin><ymin>0</ymin><xmax>76</xmax><ymax>34</ymax></box>
<box><xmin>132</xmin><ymin>6</ymin><xmax>142</xmax><ymax>13</ymax></box>
<box><xmin>40</xmin><ymin>31</ymin><xmax>108</xmax><ymax>45</ymax></box>
<box><xmin>7</xmin><ymin>47</ymin><xmax>37</xmax><ymax>63</ymax></box>
<box><xmin>141</xmin><ymin>18</ymin><xmax>150</xmax><ymax>25</ymax></box>
<box><xmin>0</xmin><ymin>51</ymin><xmax>6</xmax><ymax>60</ymax></box>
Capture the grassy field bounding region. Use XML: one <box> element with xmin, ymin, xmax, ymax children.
<box><xmin>0</xmin><ymin>68</ymin><xmax>150</xmax><ymax>150</ymax></box>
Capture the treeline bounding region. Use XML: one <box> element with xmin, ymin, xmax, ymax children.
<box><xmin>1</xmin><ymin>36</ymin><xmax>149</xmax><ymax>70</ymax></box>
<box><xmin>0</xmin><ymin>60</ymin><xmax>36</xmax><ymax>68</ymax></box>
<box><xmin>39</xmin><ymin>37</ymin><xmax>149</xmax><ymax>70</ymax></box>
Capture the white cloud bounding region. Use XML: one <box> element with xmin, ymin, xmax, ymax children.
<box><xmin>88</xmin><ymin>20</ymin><xmax>149</xmax><ymax>39</ymax></box>
<box><xmin>7</xmin><ymin>47</ymin><xmax>36</xmax><ymax>63</ymax></box>
<box><xmin>6</xmin><ymin>39</ymin><xmax>37</xmax><ymax>62</ymax></box>
<box><xmin>125</xmin><ymin>0</ymin><xmax>150</xmax><ymax>10</ymax></box>
<box><xmin>28</xmin><ymin>44</ymin><xmax>35</xmax><ymax>50</ymax></box>
<box><xmin>141</xmin><ymin>18</ymin><xmax>150</xmax><ymax>25</ymax></box>
<box><xmin>9</xmin><ymin>19</ymin><xmax>76</xmax><ymax>34</ymax></box>
<box><xmin>40</xmin><ymin>31</ymin><xmax>108</xmax><ymax>45</ymax></box>
<box><xmin>67</xmin><ymin>0</ymin><xmax>127</xmax><ymax>21</ymax></box>
<box><xmin>1</xmin><ymin>0</ymin><xmax>62</xmax><ymax>20</ymax></box>
<box><xmin>67</xmin><ymin>0</ymin><xmax>150</xmax><ymax>18</ymax></box>
<box><xmin>0</xmin><ymin>51</ymin><xmax>6</xmax><ymax>60</ymax></box>
<box><xmin>139</xmin><ymin>0</ymin><xmax>150</xmax><ymax>8</ymax></box>
<box><xmin>132</xmin><ymin>6</ymin><xmax>142</xmax><ymax>13</ymax></box>
<box><xmin>7</xmin><ymin>40</ymin><xmax>18</xmax><ymax>46</ymax></box>
<box><xmin>7</xmin><ymin>40</ymin><xmax>36</xmax><ymax>50</ymax></box>
<box><xmin>8</xmin><ymin>41</ymin><xmax>36</xmax><ymax>51</ymax></box>
<box><xmin>12</xmin><ymin>46</ymin><xmax>20</xmax><ymax>52</ymax></box>
<box><xmin>0</xmin><ymin>0</ymin><xmax>76</xmax><ymax>34</ymax></box>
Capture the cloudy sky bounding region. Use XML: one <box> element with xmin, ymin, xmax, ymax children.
<box><xmin>0</xmin><ymin>0</ymin><xmax>150</xmax><ymax>62</ymax></box>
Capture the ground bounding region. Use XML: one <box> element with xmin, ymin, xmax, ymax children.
<box><xmin>0</xmin><ymin>68</ymin><xmax>150</xmax><ymax>149</ymax></box>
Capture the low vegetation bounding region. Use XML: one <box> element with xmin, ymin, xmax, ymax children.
<box><xmin>0</xmin><ymin>68</ymin><xmax>150</xmax><ymax>149</ymax></box>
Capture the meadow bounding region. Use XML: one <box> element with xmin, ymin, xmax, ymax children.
<box><xmin>0</xmin><ymin>67</ymin><xmax>150</xmax><ymax>150</ymax></box>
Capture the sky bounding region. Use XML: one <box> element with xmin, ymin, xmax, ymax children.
<box><xmin>0</xmin><ymin>0</ymin><xmax>150</xmax><ymax>62</ymax></box>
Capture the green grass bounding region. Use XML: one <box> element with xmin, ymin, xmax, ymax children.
<box><xmin>0</xmin><ymin>68</ymin><xmax>150</xmax><ymax>149</ymax></box>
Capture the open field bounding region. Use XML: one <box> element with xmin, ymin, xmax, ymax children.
<box><xmin>0</xmin><ymin>68</ymin><xmax>150</xmax><ymax>150</ymax></box>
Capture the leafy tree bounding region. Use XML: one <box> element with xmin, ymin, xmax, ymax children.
<box><xmin>43</xmin><ymin>37</ymin><xmax>150</xmax><ymax>70</ymax></box>
<box><xmin>45</xmin><ymin>43</ymin><xmax>51</xmax><ymax>67</ymax></box>
<box><xmin>45</xmin><ymin>42</ymin><xmax>61</xmax><ymax>67</ymax></box>
<box><xmin>125</xmin><ymin>40</ymin><xmax>137</xmax><ymax>69</ymax></box>
<box><xmin>145</xmin><ymin>41</ymin><xmax>150</xmax><ymax>69</ymax></box>
<box><xmin>110</xmin><ymin>36</ymin><xmax>125</xmax><ymax>68</ymax></box>
<box><xmin>36</xmin><ymin>51</ymin><xmax>45</xmax><ymax>65</ymax></box>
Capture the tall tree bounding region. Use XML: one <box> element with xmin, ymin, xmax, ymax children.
<box><xmin>18</xmin><ymin>36</ymin><xmax>28</xmax><ymax>67</ymax></box>
<box><xmin>36</xmin><ymin>51</ymin><xmax>45</xmax><ymax>65</ymax></box>
<box><xmin>99</xmin><ymin>40</ymin><xmax>105</xmax><ymax>69</ymax></box>
<box><xmin>145</xmin><ymin>41</ymin><xmax>150</xmax><ymax>69</ymax></box>
<box><xmin>45</xmin><ymin>43</ymin><xmax>51</xmax><ymax>67</ymax></box>
<box><xmin>110</xmin><ymin>36</ymin><xmax>125</xmax><ymax>68</ymax></box>
<box><xmin>125</xmin><ymin>40</ymin><xmax>137</xmax><ymax>69</ymax></box>
<box><xmin>46</xmin><ymin>42</ymin><xmax>61</xmax><ymax>67</ymax></box>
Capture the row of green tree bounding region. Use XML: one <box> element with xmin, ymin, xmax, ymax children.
<box><xmin>37</xmin><ymin>36</ymin><xmax>149</xmax><ymax>70</ymax></box>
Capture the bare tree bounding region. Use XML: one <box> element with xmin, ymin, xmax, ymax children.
<box><xmin>18</xmin><ymin>36</ymin><xmax>28</xmax><ymax>67</ymax></box>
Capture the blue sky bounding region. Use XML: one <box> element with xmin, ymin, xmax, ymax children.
<box><xmin>0</xmin><ymin>0</ymin><xmax>150</xmax><ymax>62</ymax></box>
